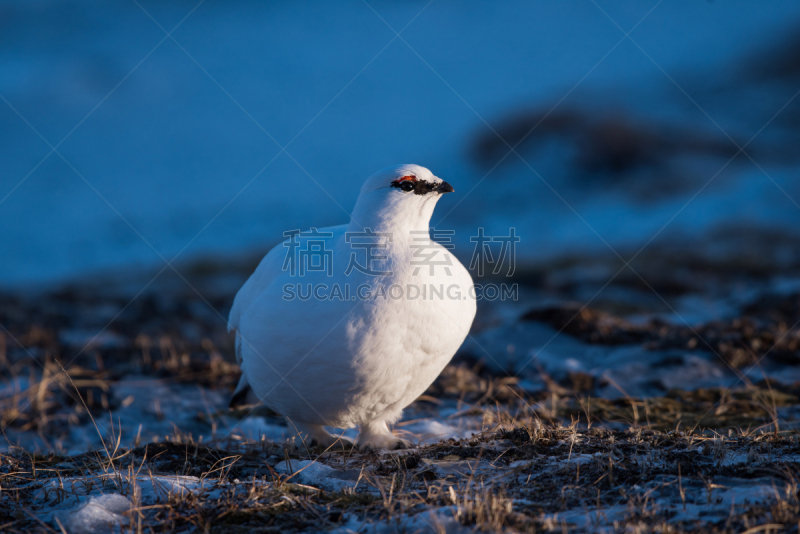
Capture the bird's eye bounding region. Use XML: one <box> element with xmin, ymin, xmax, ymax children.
<box><xmin>400</xmin><ymin>181</ymin><xmax>415</xmax><ymax>192</ymax></box>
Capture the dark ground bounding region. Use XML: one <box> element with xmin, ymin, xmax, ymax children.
<box><xmin>2</xmin><ymin>237</ymin><xmax>800</xmax><ymax>533</ymax></box>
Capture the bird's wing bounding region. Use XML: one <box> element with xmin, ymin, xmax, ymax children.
<box><xmin>228</xmin><ymin>242</ymin><xmax>284</xmax><ymax>390</ymax></box>
<box><xmin>228</xmin><ymin>246</ymin><xmax>283</xmax><ymax>335</ymax></box>
<box><xmin>227</xmin><ymin>224</ymin><xmax>347</xmax><ymax>407</ymax></box>
<box><xmin>227</xmin><ymin>223</ymin><xmax>348</xmax><ymax>341</ymax></box>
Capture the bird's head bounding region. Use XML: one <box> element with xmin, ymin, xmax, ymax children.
<box><xmin>360</xmin><ymin>164</ymin><xmax>454</xmax><ymax>196</ymax></box>
<box><xmin>350</xmin><ymin>164</ymin><xmax>454</xmax><ymax>232</ymax></box>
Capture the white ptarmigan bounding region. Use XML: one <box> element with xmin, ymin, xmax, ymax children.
<box><xmin>227</xmin><ymin>164</ymin><xmax>476</xmax><ymax>450</ymax></box>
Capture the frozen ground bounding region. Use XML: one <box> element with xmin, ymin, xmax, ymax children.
<box><xmin>2</xmin><ymin>238</ymin><xmax>800</xmax><ymax>532</ymax></box>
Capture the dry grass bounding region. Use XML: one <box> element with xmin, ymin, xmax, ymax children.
<box><xmin>2</xmin><ymin>421</ymin><xmax>800</xmax><ymax>533</ymax></box>
<box><xmin>2</xmin><ymin>266</ymin><xmax>800</xmax><ymax>532</ymax></box>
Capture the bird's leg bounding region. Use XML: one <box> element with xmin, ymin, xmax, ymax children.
<box><xmin>291</xmin><ymin>421</ymin><xmax>353</xmax><ymax>449</ymax></box>
<box><xmin>356</xmin><ymin>420</ymin><xmax>413</xmax><ymax>451</ymax></box>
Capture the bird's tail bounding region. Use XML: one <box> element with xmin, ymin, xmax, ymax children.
<box><xmin>229</xmin><ymin>373</ymin><xmax>258</xmax><ymax>409</ymax></box>
<box><xmin>229</xmin><ymin>331</ymin><xmax>259</xmax><ymax>409</ymax></box>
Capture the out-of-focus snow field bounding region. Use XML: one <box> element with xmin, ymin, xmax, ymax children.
<box><xmin>3</xmin><ymin>0</ymin><xmax>800</xmax><ymax>287</ymax></box>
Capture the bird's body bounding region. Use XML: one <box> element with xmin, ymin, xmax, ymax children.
<box><xmin>228</xmin><ymin>165</ymin><xmax>475</xmax><ymax>449</ymax></box>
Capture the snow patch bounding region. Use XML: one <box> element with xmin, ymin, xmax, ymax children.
<box><xmin>331</xmin><ymin>506</ymin><xmax>468</xmax><ymax>534</ymax></box>
<box><xmin>53</xmin><ymin>494</ymin><xmax>131</xmax><ymax>534</ymax></box>
<box><xmin>275</xmin><ymin>460</ymin><xmax>362</xmax><ymax>492</ymax></box>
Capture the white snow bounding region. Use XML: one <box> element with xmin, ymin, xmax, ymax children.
<box><xmin>274</xmin><ymin>459</ymin><xmax>363</xmax><ymax>492</ymax></box>
<box><xmin>34</xmin><ymin>473</ymin><xmax>210</xmax><ymax>532</ymax></box>
<box><xmin>54</xmin><ymin>494</ymin><xmax>132</xmax><ymax>534</ymax></box>
<box><xmin>399</xmin><ymin>419</ymin><xmax>480</xmax><ymax>445</ymax></box>
<box><xmin>331</xmin><ymin>506</ymin><xmax>468</xmax><ymax>534</ymax></box>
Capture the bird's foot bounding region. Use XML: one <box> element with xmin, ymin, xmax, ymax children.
<box><xmin>310</xmin><ymin>433</ymin><xmax>355</xmax><ymax>450</ymax></box>
<box><xmin>292</xmin><ymin>422</ymin><xmax>354</xmax><ymax>451</ymax></box>
<box><xmin>356</xmin><ymin>431</ymin><xmax>413</xmax><ymax>452</ymax></box>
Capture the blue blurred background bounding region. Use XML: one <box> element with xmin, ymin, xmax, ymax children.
<box><xmin>3</xmin><ymin>0</ymin><xmax>800</xmax><ymax>288</ymax></box>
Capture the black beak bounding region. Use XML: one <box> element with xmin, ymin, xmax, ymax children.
<box><xmin>436</xmin><ymin>181</ymin><xmax>454</xmax><ymax>194</ymax></box>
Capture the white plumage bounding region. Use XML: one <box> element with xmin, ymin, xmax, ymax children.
<box><xmin>228</xmin><ymin>164</ymin><xmax>476</xmax><ymax>450</ymax></box>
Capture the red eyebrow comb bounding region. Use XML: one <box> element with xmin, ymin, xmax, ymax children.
<box><xmin>396</xmin><ymin>175</ymin><xmax>417</xmax><ymax>182</ymax></box>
